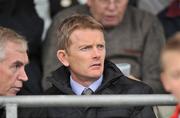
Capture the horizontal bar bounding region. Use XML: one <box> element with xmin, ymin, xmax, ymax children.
<box><xmin>0</xmin><ymin>94</ymin><xmax>177</xmax><ymax>107</ymax></box>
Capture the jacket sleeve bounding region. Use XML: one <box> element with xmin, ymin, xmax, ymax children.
<box><xmin>141</xmin><ymin>14</ymin><xmax>166</xmax><ymax>94</ymax></box>
<box><xmin>131</xmin><ymin>106</ymin><xmax>156</xmax><ymax>118</ymax></box>
<box><xmin>130</xmin><ymin>82</ymin><xmax>157</xmax><ymax>118</ymax></box>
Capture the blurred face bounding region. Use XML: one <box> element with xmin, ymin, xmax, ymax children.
<box><xmin>87</xmin><ymin>0</ymin><xmax>128</xmax><ymax>27</ymax></box>
<box><xmin>161</xmin><ymin>51</ymin><xmax>180</xmax><ymax>102</ymax></box>
<box><xmin>57</xmin><ymin>29</ymin><xmax>105</xmax><ymax>85</ymax></box>
<box><xmin>0</xmin><ymin>41</ymin><xmax>28</xmax><ymax>96</ymax></box>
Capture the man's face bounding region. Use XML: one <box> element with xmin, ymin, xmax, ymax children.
<box><xmin>161</xmin><ymin>51</ymin><xmax>180</xmax><ymax>102</ymax></box>
<box><xmin>0</xmin><ymin>41</ymin><xmax>28</xmax><ymax>96</ymax></box>
<box><xmin>87</xmin><ymin>0</ymin><xmax>128</xmax><ymax>27</ymax></box>
<box><xmin>58</xmin><ymin>29</ymin><xmax>105</xmax><ymax>83</ymax></box>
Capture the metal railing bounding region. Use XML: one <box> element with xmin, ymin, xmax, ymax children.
<box><xmin>0</xmin><ymin>94</ymin><xmax>177</xmax><ymax>118</ymax></box>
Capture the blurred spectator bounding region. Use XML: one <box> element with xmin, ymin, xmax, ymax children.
<box><xmin>0</xmin><ymin>26</ymin><xmax>28</xmax><ymax>117</ymax></box>
<box><xmin>34</xmin><ymin>0</ymin><xmax>51</xmax><ymax>40</ymax></box>
<box><xmin>42</xmin><ymin>0</ymin><xmax>166</xmax><ymax>93</ymax></box>
<box><xmin>0</xmin><ymin>0</ymin><xmax>43</xmax><ymax>95</ymax></box>
<box><xmin>160</xmin><ymin>32</ymin><xmax>180</xmax><ymax>118</ymax></box>
<box><xmin>36</xmin><ymin>0</ymin><xmax>137</xmax><ymax>40</ymax></box>
<box><xmin>138</xmin><ymin>0</ymin><xmax>170</xmax><ymax>14</ymax></box>
<box><xmin>158</xmin><ymin>0</ymin><xmax>180</xmax><ymax>39</ymax></box>
<box><xmin>49</xmin><ymin>0</ymin><xmax>138</xmax><ymax>19</ymax></box>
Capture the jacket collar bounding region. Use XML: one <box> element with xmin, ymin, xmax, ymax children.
<box><xmin>48</xmin><ymin>60</ymin><xmax>124</xmax><ymax>94</ymax></box>
<box><xmin>49</xmin><ymin>66</ymin><xmax>74</xmax><ymax>94</ymax></box>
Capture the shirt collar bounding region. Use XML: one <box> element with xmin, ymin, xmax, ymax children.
<box><xmin>70</xmin><ymin>75</ymin><xmax>103</xmax><ymax>95</ymax></box>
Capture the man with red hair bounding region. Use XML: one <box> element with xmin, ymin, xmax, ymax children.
<box><xmin>161</xmin><ymin>32</ymin><xmax>180</xmax><ymax>118</ymax></box>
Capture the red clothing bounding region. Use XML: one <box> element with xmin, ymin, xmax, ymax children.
<box><xmin>167</xmin><ymin>0</ymin><xmax>180</xmax><ymax>17</ymax></box>
<box><xmin>171</xmin><ymin>105</ymin><xmax>180</xmax><ymax>118</ymax></box>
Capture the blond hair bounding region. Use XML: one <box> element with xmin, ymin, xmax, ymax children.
<box><xmin>57</xmin><ymin>14</ymin><xmax>104</xmax><ymax>52</ymax></box>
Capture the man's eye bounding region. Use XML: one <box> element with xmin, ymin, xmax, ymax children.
<box><xmin>15</xmin><ymin>64</ymin><xmax>21</xmax><ymax>69</ymax></box>
<box><xmin>170</xmin><ymin>73</ymin><xmax>180</xmax><ymax>80</ymax></box>
<box><xmin>80</xmin><ymin>46</ymin><xmax>91</xmax><ymax>51</ymax></box>
<box><xmin>97</xmin><ymin>45</ymin><xmax>105</xmax><ymax>49</ymax></box>
<box><xmin>13</xmin><ymin>63</ymin><xmax>22</xmax><ymax>70</ymax></box>
<box><xmin>10</xmin><ymin>64</ymin><xmax>20</xmax><ymax>73</ymax></box>
<box><xmin>10</xmin><ymin>61</ymin><xmax>24</xmax><ymax>73</ymax></box>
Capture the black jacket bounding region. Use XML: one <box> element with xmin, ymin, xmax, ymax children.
<box><xmin>0</xmin><ymin>108</ymin><xmax>5</xmax><ymax>118</ymax></box>
<box><xmin>33</xmin><ymin>61</ymin><xmax>156</xmax><ymax>118</ymax></box>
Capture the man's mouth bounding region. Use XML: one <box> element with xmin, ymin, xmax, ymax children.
<box><xmin>104</xmin><ymin>16</ymin><xmax>116</xmax><ymax>21</ymax></box>
<box><xmin>13</xmin><ymin>87</ymin><xmax>21</xmax><ymax>92</ymax></box>
<box><xmin>90</xmin><ymin>63</ymin><xmax>102</xmax><ymax>68</ymax></box>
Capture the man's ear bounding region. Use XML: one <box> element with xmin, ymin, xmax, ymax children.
<box><xmin>57</xmin><ymin>50</ymin><xmax>69</xmax><ymax>67</ymax></box>
<box><xmin>161</xmin><ymin>73</ymin><xmax>171</xmax><ymax>92</ymax></box>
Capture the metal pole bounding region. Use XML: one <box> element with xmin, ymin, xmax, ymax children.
<box><xmin>0</xmin><ymin>94</ymin><xmax>177</xmax><ymax>107</ymax></box>
<box><xmin>5</xmin><ymin>103</ymin><xmax>17</xmax><ymax>118</ymax></box>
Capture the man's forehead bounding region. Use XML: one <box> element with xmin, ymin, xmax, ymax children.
<box><xmin>162</xmin><ymin>51</ymin><xmax>180</xmax><ymax>67</ymax></box>
<box><xmin>4</xmin><ymin>47</ymin><xmax>28</xmax><ymax>62</ymax></box>
<box><xmin>163</xmin><ymin>50</ymin><xmax>180</xmax><ymax>59</ymax></box>
<box><xmin>70</xmin><ymin>28</ymin><xmax>104</xmax><ymax>38</ymax></box>
<box><xmin>71</xmin><ymin>31</ymin><xmax>105</xmax><ymax>44</ymax></box>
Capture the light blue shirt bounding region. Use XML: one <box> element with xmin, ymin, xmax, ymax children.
<box><xmin>70</xmin><ymin>75</ymin><xmax>103</xmax><ymax>95</ymax></box>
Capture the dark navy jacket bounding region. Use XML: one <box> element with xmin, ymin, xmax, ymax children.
<box><xmin>30</xmin><ymin>61</ymin><xmax>156</xmax><ymax>118</ymax></box>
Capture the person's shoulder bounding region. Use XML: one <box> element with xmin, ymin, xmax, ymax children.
<box><xmin>104</xmin><ymin>60</ymin><xmax>153</xmax><ymax>94</ymax></box>
<box><xmin>44</xmin><ymin>86</ymin><xmax>61</xmax><ymax>95</ymax></box>
<box><xmin>127</xmin><ymin>6</ymin><xmax>158</xmax><ymax>24</ymax></box>
<box><xmin>115</xmin><ymin>76</ymin><xmax>153</xmax><ymax>94</ymax></box>
<box><xmin>128</xmin><ymin>6</ymin><xmax>155</xmax><ymax>18</ymax></box>
<box><xmin>125</xmin><ymin>6</ymin><xmax>162</xmax><ymax>33</ymax></box>
<box><xmin>53</xmin><ymin>4</ymin><xmax>88</xmax><ymax>21</ymax></box>
<box><xmin>49</xmin><ymin>4</ymin><xmax>88</xmax><ymax>30</ymax></box>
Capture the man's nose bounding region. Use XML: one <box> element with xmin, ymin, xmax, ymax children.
<box><xmin>93</xmin><ymin>48</ymin><xmax>101</xmax><ymax>58</ymax></box>
<box><xmin>19</xmin><ymin>68</ymin><xmax>28</xmax><ymax>81</ymax></box>
<box><xmin>107</xmin><ymin>0</ymin><xmax>116</xmax><ymax>10</ymax></box>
